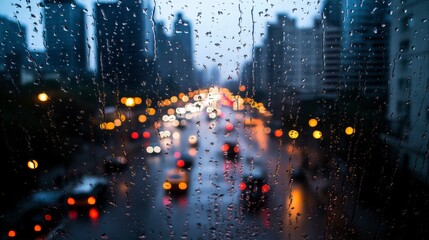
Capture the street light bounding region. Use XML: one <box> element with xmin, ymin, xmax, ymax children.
<box><xmin>345</xmin><ymin>126</ymin><xmax>356</xmax><ymax>135</ymax></box>
<box><xmin>313</xmin><ymin>130</ymin><xmax>323</xmax><ymax>139</ymax></box>
<box><xmin>308</xmin><ymin>118</ymin><xmax>318</xmax><ymax>127</ymax></box>
<box><xmin>288</xmin><ymin>130</ymin><xmax>299</xmax><ymax>139</ymax></box>
<box><xmin>37</xmin><ymin>92</ymin><xmax>49</xmax><ymax>102</ymax></box>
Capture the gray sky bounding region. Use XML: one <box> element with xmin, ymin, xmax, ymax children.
<box><xmin>0</xmin><ymin>0</ymin><xmax>323</xmax><ymax>80</ymax></box>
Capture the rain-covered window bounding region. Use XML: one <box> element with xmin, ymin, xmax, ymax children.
<box><xmin>1</xmin><ymin>0</ymin><xmax>429</xmax><ymax>239</ymax></box>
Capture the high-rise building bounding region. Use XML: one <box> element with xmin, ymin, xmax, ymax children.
<box><xmin>95</xmin><ymin>0</ymin><xmax>146</xmax><ymax>92</ymax></box>
<box><xmin>171</xmin><ymin>13</ymin><xmax>195</xmax><ymax>92</ymax></box>
<box><xmin>385</xmin><ymin>0</ymin><xmax>429</xmax><ymax>183</ymax></box>
<box><xmin>0</xmin><ymin>16</ymin><xmax>26</xmax><ymax>83</ymax></box>
<box><xmin>340</xmin><ymin>0</ymin><xmax>389</xmax><ymax>98</ymax></box>
<box><xmin>321</xmin><ymin>0</ymin><xmax>342</xmax><ymax>99</ymax></box>
<box><xmin>44</xmin><ymin>0</ymin><xmax>86</xmax><ymax>81</ymax></box>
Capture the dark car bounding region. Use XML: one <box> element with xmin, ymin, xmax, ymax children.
<box><xmin>1</xmin><ymin>190</ymin><xmax>65</xmax><ymax>240</ymax></box>
<box><xmin>221</xmin><ymin>141</ymin><xmax>240</xmax><ymax>161</ymax></box>
<box><xmin>163</xmin><ymin>168</ymin><xmax>189</xmax><ymax>194</ymax></box>
<box><xmin>103</xmin><ymin>155</ymin><xmax>128</xmax><ymax>173</ymax></box>
<box><xmin>239</xmin><ymin>168</ymin><xmax>270</xmax><ymax>209</ymax></box>
<box><xmin>63</xmin><ymin>175</ymin><xmax>108</xmax><ymax>211</ymax></box>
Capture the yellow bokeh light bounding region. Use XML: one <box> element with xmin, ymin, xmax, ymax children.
<box><xmin>134</xmin><ymin>97</ymin><xmax>142</xmax><ymax>105</ymax></box>
<box><xmin>345</xmin><ymin>126</ymin><xmax>356</xmax><ymax>135</ymax></box>
<box><xmin>147</xmin><ymin>108</ymin><xmax>156</xmax><ymax>116</ymax></box>
<box><xmin>120</xmin><ymin>97</ymin><xmax>127</xmax><ymax>104</ymax></box>
<box><xmin>120</xmin><ymin>114</ymin><xmax>126</xmax><ymax>122</ymax></box>
<box><xmin>27</xmin><ymin>159</ymin><xmax>38</xmax><ymax>169</ymax></box>
<box><xmin>182</xmin><ymin>95</ymin><xmax>189</xmax><ymax>102</ymax></box>
<box><xmin>288</xmin><ymin>130</ymin><xmax>299</xmax><ymax>139</ymax></box>
<box><xmin>114</xmin><ymin>119</ymin><xmax>122</xmax><ymax>127</ymax></box>
<box><xmin>308</xmin><ymin>118</ymin><xmax>318</xmax><ymax>127</ymax></box>
<box><xmin>171</xmin><ymin>96</ymin><xmax>178</xmax><ymax>103</ymax></box>
<box><xmin>313</xmin><ymin>130</ymin><xmax>323</xmax><ymax>139</ymax></box>
<box><xmin>106</xmin><ymin>122</ymin><xmax>115</xmax><ymax>130</ymax></box>
<box><xmin>99</xmin><ymin>122</ymin><xmax>106</xmax><ymax>130</ymax></box>
<box><xmin>167</xmin><ymin>108</ymin><xmax>175</xmax><ymax>115</ymax></box>
<box><xmin>138</xmin><ymin>115</ymin><xmax>147</xmax><ymax>123</ymax></box>
<box><xmin>125</xmin><ymin>97</ymin><xmax>135</xmax><ymax>107</ymax></box>
<box><xmin>164</xmin><ymin>99</ymin><xmax>171</xmax><ymax>106</ymax></box>
<box><xmin>37</xmin><ymin>93</ymin><xmax>49</xmax><ymax>102</ymax></box>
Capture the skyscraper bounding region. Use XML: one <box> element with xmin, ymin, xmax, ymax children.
<box><xmin>386</xmin><ymin>0</ymin><xmax>429</xmax><ymax>183</ymax></box>
<box><xmin>95</xmin><ymin>0</ymin><xmax>146</xmax><ymax>92</ymax></box>
<box><xmin>0</xmin><ymin>16</ymin><xmax>26</xmax><ymax>83</ymax></box>
<box><xmin>44</xmin><ymin>0</ymin><xmax>86</xmax><ymax>81</ymax></box>
<box><xmin>340</xmin><ymin>0</ymin><xmax>388</xmax><ymax>98</ymax></box>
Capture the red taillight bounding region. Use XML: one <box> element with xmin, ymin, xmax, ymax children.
<box><xmin>68</xmin><ymin>210</ymin><xmax>78</xmax><ymax>220</ymax></box>
<box><xmin>45</xmin><ymin>214</ymin><xmax>52</xmax><ymax>221</ymax></box>
<box><xmin>262</xmin><ymin>184</ymin><xmax>270</xmax><ymax>193</ymax></box>
<box><xmin>233</xmin><ymin>146</ymin><xmax>240</xmax><ymax>153</ymax></box>
<box><xmin>131</xmin><ymin>132</ymin><xmax>139</xmax><ymax>139</ymax></box>
<box><xmin>34</xmin><ymin>224</ymin><xmax>42</xmax><ymax>232</ymax></box>
<box><xmin>221</xmin><ymin>144</ymin><xmax>230</xmax><ymax>152</ymax></box>
<box><xmin>239</xmin><ymin>182</ymin><xmax>247</xmax><ymax>191</ymax></box>
<box><xmin>67</xmin><ymin>197</ymin><xmax>75</xmax><ymax>205</ymax></box>
<box><xmin>143</xmin><ymin>131</ymin><xmax>151</xmax><ymax>139</ymax></box>
<box><xmin>89</xmin><ymin>208</ymin><xmax>99</xmax><ymax>219</ymax></box>
<box><xmin>177</xmin><ymin>159</ymin><xmax>185</xmax><ymax>168</ymax></box>
<box><xmin>8</xmin><ymin>230</ymin><xmax>16</xmax><ymax>238</ymax></box>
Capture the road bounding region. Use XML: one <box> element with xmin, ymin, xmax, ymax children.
<box><xmin>49</xmin><ymin>105</ymin><xmax>329</xmax><ymax>240</ymax></box>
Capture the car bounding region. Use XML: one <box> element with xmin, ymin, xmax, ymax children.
<box><xmin>239</xmin><ymin>167</ymin><xmax>270</xmax><ymax>209</ymax></box>
<box><xmin>103</xmin><ymin>154</ymin><xmax>128</xmax><ymax>172</ymax></box>
<box><xmin>63</xmin><ymin>175</ymin><xmax>108</xmax><ymax>210</ymax></box>
<box><xmin>2</xmin><ymin>190</ymin><xmax>65</xmax><ymax>240</ymax></box>
<box><xmin>175</xmin><ymin>153</ymin><xmax>193</xmax><ymax>170</ymax></box>
<box><xmin>163</xmin><ymin>168</ymin><xmax>189</xmax><ymax>193</ymax></box>
<box><xmin>144</xmin><ymin>139</ymin><xmax>162</xmax><ymax>155</ymax></box>
<box><xmin>221</xmin><ymin>141</ymin><xmax>240</xmax><ymax>161</ymax></box>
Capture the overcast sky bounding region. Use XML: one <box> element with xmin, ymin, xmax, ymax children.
<box><xmin>0</xmin><ymin>0</ymin><xmax>324</xmax><ymax>80</ymax></box>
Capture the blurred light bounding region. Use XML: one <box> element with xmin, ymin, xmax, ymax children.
<box><xmin>173</xmin><ymin>132</ymin><xmax>180</xmax><ymax>139</ymax></box>
<box><xmin>120</xmin><ymin>114</ymin><xmax>126</xmax><ymax>122</ymax></box>
<box><xmin>99</xmin><ymin>122</ymin><xmax>106</xmax><ymax>130</ymax></box>
<box><xmin>174</xmin><ymin>151</ymin><xmax>181</xmax><ymax>158</ymax></box>
<box><xmin>313</xmin><ymin>130</ymin><xmax>323</xmax><ymax>139</ymax></box>
<box><xmin>164</xmin><ymin>99</ymin><xmax>171</xmax><ymax>106</ymax></box>
<box><xmin>134</xmin><ymin>97</ymin><xmax>142</xmax><ymax>105</ymax></box>
<box><xmin>345</xmin><ymin>126</ymin><xmax>356</xmax><ymax>135</ymax></box>
<box><xmin>87</xmin><ymin>196</ymin><xmax>96</xmax><ymax>205</ymax></box>
<box><xmin>154</xmin><ymin>146</ymin><xmax>161</xmax><ymax>153</ymax></box>
<box><xmin>138</xmin><ymin>115</ymin><xmax>147</xmax><ymax>123</ymax></box>
<box><xmin>162</xmin><ymin>115</ymin><xmax>169</xmax><ymax>122</ymax></box>
<box><xmin>120</xmin><ymin>97</ymin><xmax>127</xmax><ymax>104</ymax></box>
<box><xmin>288</xmin><ymin>130</ymin><xmax>299</xmax><ymax>139</ymax></box>
<box><xmin>89</xmin><ymin>208</ymin><xmax>99</xmax><ymax>219</ymax></box>
<box><xmin>239</xmin><ymin>85</ymin><xmax>246</xmax><ymax>91</ymax></box>
<box><xmin>27</xmin><ymin>159</ymin><xmax>38</xmax><ymax>169</ymax></box>
<box><xmin>34</xmin><ymin>224</ymin><xmax>42</xmax><ymax>232</ymax></box>
<box><xmin>264</xmin><ymin>127</ymin><xmax>271</xmax><ymax>134</ymax></box>
<box><xmin>8</xmin><ymin>230</ymin><xmax>16</xmax><ymax>238</ymax></box>
<box><xmin>188</xmin><ymin>148</ymin><xmax>198</xmax><ymax>156</ymax></box>
<box><xmin>45</xmin><ymin>214</ymin><xmax>52</xmax><ymax>221</ymax></box>
<box><xmin>226</xmin><ymin>122</ymin><xmax>234</xmax><ymax>132</ymax></box>
<box><xmin>234</xmin><ymin>146</ymin><xmax>240</xmax><ymax>153</ymax></box>
<box><xmin>274</xmin><ymin>129</ymin><xmax>283</xmax><ymax>138</ymax></box>
<box><xmin>125</xmin><ymin>97</ymin><xmax>135</xmax><ymax>107</ymax></box>
<box><xmin>146</xmin><ymin>108</ymin><xmax>156</xmax><ymax>116</ymax></box>
<box><xmin>177</xmin><ymin>159</ymin><xmax>185</xmax><ymax>168</ymax></box>
<box><xmin>168</xmin><ymin>115</ymin><xmax>176</xmax><ymax>121</ymax></box>
<box><xmin>106</xmin><ymin>122</ymin><xmax>115</xmax><ymax>130</ymax></box>
<box><xmin>182</xmin><ymin>95</ymin><xmax>189</xmax><ymax>102</ymax></box>
<box><xmin>163</xmin><ymin>182</ymin><xmax>172</xmax><ymax>190</ymax></box>
<box><xmin>146</xmin><ymin>99</ymin><xmax>152</xmax><ymax>106</ymax></box>
<box><xmin>131</xmin><ymin>132</ymin><xmax>139</xmax><ymax>139</ymax></box>
<box><xmin>178</xmin><ymin>182</ymin><xmax>187</xmax><ymax>190</ymax></box>
<box><xmin>262</xmin><ymin>184</ymin><xmax>270</xmax><ymax>193</ymax></box>
<box><xmin>146</xmin><ymin>146</ymin><xmax>154</xmax><ymax>154</ymax></box>
<box><xmin>68</xmin><ymin>210</ymin><xmax>78</xmax><ymax>220</ymax></box>
<box><xmin>308</xmin><ymin>118</ymin><xmax>318</xmax><ymax>127</ymax></box>
<box><xmin>188</xmin><ymin>135</ymin><xmax>198</xmax><ymax>145</ymax></box>
<box><xmin>239</xmin><ymin>182</ymin><xmax>247</xmax><ymax>191</ymax></box>
<box><xmin>67</xmin><ymin>197</ymin><xmax>75</xmax><ymax>205</ymax></box>
<box><xmin>114</xmin><ymin>119</ymin><xmax>122</xmax><ymax>127</ymax></box>
<box><xmin>167</xmin><ymin>108</ymin><xmax>175</xmax><ymax>115</ymax></box>
<box><xmin>172</xmin><ymin>120</ymin><xmax>180</xmax><ymax>127</ymax></box>
<box><xmin>37</xmin><ymin>92</ymin><xmax>49</xmax><ymax>102</ymax></box>
<box><xmin>221</xmin><ymin>143</ymin><xmax>230</xmax><ymax>152</ymax></box>
<box><xmin>171</xmin><ymin>96</ymin><xmax>178</xmax><ymax>103</ymax></box>
<box><xmin>153</xmin><ymin>121</ymin><xmax>161</xmax><ymax>129</ymax></box>
<box><xmin>143</xmin><ymin>131</ymin><xmax>151</xmax><ymax>139</ymax></box>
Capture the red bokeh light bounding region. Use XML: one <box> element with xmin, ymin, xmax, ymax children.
<box><xmin>239</xmin><ymin>182</ymin><xmax>247</xmax><ymax>191</ymax></box>
<box><xmin>177</xmin><ymin>159</ymin><xmax>185</xmax><ymax>168</ymax></box>
<box><xmin>226</xmin><ymin>123</ymin><xmax>234</xmax><ymax>132</ymax></box>
<box><xmin>174</xmin><ymin>151</ymin><xmax>181</xmax><ymax>158</ymax></box>
<box><xmin>262</xmin><ymin>184</ymin><xmax>270</xmax><ymax>193</ymax></box>
<box><xmin>89</xmin><ymin>208</ymin><xmax>99</xmax><ymax>219</ymax></box>
<box><xmin>131</xmin><ymin>132</ymin><xmax>139</xmax><ymax>139</ymax></box>
<box><xmin>143</xmin><ymin>131</ymin><xmax>151</xmax><ymax>139</ymax></box>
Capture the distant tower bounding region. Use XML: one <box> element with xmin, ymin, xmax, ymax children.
<box><xmin>340</xmin><ymin>0</ymin><xmax>389</xmax><ymax>98</ymax></box>
<box><xmin>172</xmin><ymin>13</ymin><xmax>195</xmax><ymax>92</ymax></box>
<box><xmin>44</xmin><ymin>0</ymin><xmax>87</xmax><ymax>81</ymax></box>
<box><xmin>0</xmin><ymin>17</ymin><xmax>26</xmax><ymax>83</ymax></box>
<box><xmin>95</xmin><ymin>0</ymin><xmax>146</xmax><ymax>92</ymax></box>
<box><xmin>321</xmin><ymin>0</ymin><xmax>343</xmax><ymax>99</ymax></box>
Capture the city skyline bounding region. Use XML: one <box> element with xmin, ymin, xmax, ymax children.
<box><xmin>0</xmin><ymin>0</ymin><xmax>324</xmax><ymax>81</ymax></box>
